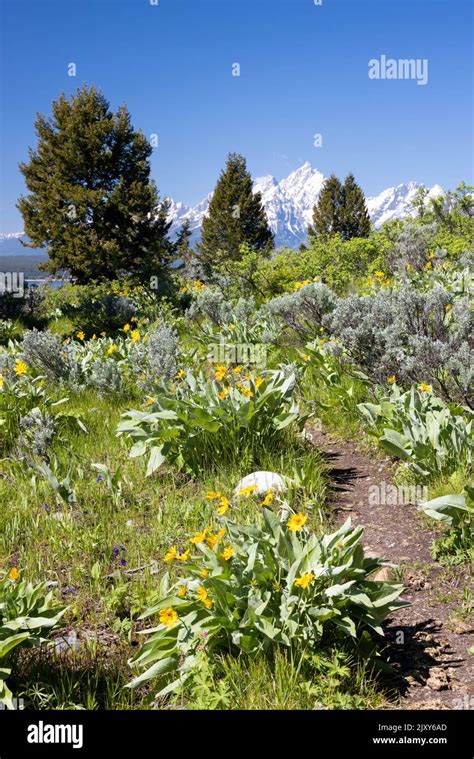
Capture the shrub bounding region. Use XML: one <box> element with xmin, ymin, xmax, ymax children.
<box><xmin>21</xmin><ymin>329</ymin><xmax>71</xmax><ymax>381</ymax></box>
<box><xmin>325</xmin><ymin>284</ymin><xmax>473</xmax><ymax>406</ymax></box>
<box><xmin>117</xmin><ymin>368</ymin><xmax>308</xmax><ymax>475</ymax></box>
<box><xmin>0</xmin><ymin>572</ymin><xmax>66</xmax><ymax>708</ymax></box>
<box><xmin>358</xmin><ymin>385</ymin><xmax>473</xmax><ymax>478</ymax></box>
<box><xmin>264</xmin><ymin>282</ymin><xmax>337</xmax><ymax>338</ymax></box>
<box><xmin>128</xmin><ymin>511</ymin><xmax>407</xmax><ymax>698</ymax></box>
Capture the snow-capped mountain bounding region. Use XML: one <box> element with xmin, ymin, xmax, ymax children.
<box><xmin>1</xmin><ymin>166</ymin><xmax>444</xmax><ymax>252</ymax></box>
<box><xmin>167</xmin><ymin>164</ymin><xmax>443</xmax><ymax>248</ymax></box>
<box><xmin>366</xmin><ymin>181</ymin><xmax>444</xmax><ymax>228</ymax></box>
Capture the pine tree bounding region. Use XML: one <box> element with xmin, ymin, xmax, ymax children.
<box><xmin>309</xmin><ymin>175</ymin><xmax>344</xmax><ymax>239</ymax></box>
<box><xmin>340</xmin><ymin>173</ymin><xmax>371</xmax><ymax>240</ymax></box>
<box><xmin>174</xmin><ymin>219</ymin><xmax>193</xmax><ymax>263</ymax></box>
<box><xmin>198</xmin><ymin>153</ymin><xmax>274</xmax><ymax>268</ymax></box>
<box><xmin>18</xmin><ymin>85</ymin><xmax>172</xmax><ymax>283</ymax></box>
<box><xmin>309</xmin><ymin>173</ymin><xmax>371</xmax><ymax>241</ymax></box>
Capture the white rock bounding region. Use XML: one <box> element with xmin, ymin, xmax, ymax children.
<box><xmin>234</xmin><ymin>471</ymin><xmax>287</xmax><ymax>496</ymax></box>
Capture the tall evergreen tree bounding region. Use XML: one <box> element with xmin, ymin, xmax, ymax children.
<box><xmin>18</xmin><ymin>85</ymin><xmax>172</xmax><ymax>283</ymax></box>
<box><xmin>309</xmin><ymin>174</ymin><xmax>344</xmax><ymax>239</ymax></box>
<box><xmin>309</xmin><ymin>173</ymin><xmax>370</xmax><ymax>241</ymax></box>
<box><xmin>174</xmin><ymin>219</ymin><xmax>193</xmax><ymax>263</ymax></box>
<box><xmin>198</xmin><ymin>153</ymin><xmax>274</xmax><ymax>267</ymax></box>
<box><xmin>340</xmin><ymin>173</ymin><xmax>371</xmax><ymax>239</ymax></box>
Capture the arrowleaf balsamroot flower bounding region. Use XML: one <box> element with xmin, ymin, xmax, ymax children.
<box><xmin>387</xmin><ymin>374</ymin><xmax>397</xmax><ymax>384</ymax></box>
<box><xmin>159</xmin><ymin>608</ymin><xmax>179</xmax><ymax>629</ymax></box>
<box><xmin>260</xmin><ymin>489</ymin><xmax>273</xmax><ymax>507</ymax></box>
<box><xmin>236</xmin><ymin>485</ymin><xmax>258</xmax><ymax>498</ymax></box>
<box><xmin>190</xmin><ymin>530</ymin><xmax>207</xmax><ymax>544</ymax></box>
<box><xmin>217</xmin><ymin>496</ymin><xmax>230</xmax><ymax>515</ymax></box>
<box><xmin>294</xmin><ymin>572</ymin><xmax>314</xmax><ymax>589</ymax></box>
<box><xmin>206</xmin><ymin>491</ymin><xmax>222</xmax><ymax>501</ymax></box>
<box><xmin>164</xmin><ymin>546</ymin><xmax>177</xmax><ymax>562</ymax></box>
<box><xmin>196</xmin><ymin>586</ymin><xmax>213</xmax><ymax>608</ymax></box>
<box><xmin>418</xmin><ymin>383</ymin><xmax>432</xmax><ymax>393</ymax></box>
<box><xmin>286</xmin><ymin>513</ymin><xmax>307</xmax><ymax>532</ymax></box>
<box><xmin>7</xmin><ymin>567</ymin><xmax>20</xmax><ymax>582</ymax></box>
<box><xmin>13</xmin><ymin>360</ymin><xmax>27</xmax><ymax>376</ymax></box>
<box><xmin>221</xmin><ymin>546</ymin><xmax>234</xmax><ymax>561</ymax></box>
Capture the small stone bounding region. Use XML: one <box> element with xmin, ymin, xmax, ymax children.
<box><xmin>372</xmin><ymin>566</ymin><xmax>396</xmax><ymax>582</ymax></box>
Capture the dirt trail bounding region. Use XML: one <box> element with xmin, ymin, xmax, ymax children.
<box><xmin>309</xmin><ymin>427</ymin><xmax>474</xmax><ymax>710</ymax></box>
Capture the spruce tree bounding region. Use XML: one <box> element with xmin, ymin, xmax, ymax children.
<box><xmin>18</xmin><ymin>85</ymin><xmax>172</xmax><ymax>283</ymax></box>
<box><xmin>309</xmin><ymin>173</ymin><xmax>371</xmax><ymax>241</ymax></box>
<box><xmin>199</xmin><ymin>153</ymin><xmax>274</xmax><ymax>268</ymax></box>
<box><xmin>309</xmin><ymin>175</ymin><xmax>344</xmax><ymax>239</ymax></box>
<box><xmin>340</xmin><ymin>173</ymin><xmax>371</xmax><ymax>239</ymax></box>
<box><xmin>174</xmin><ymin>219</ymin><xmax>193</xmax><ymax>263</ymax></box>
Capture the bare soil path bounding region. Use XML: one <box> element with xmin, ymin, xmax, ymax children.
<box><xmin>309</xmin><ymin>427</ymin><xmax>474</xmax><ymax>710</ymax></box>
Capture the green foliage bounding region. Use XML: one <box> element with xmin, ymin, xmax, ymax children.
<box><xmin>0</xmin><ymin>573</ymin><xmax>66</xmax><ymax>708</ymax></box>
<box><xmin>358</xmin><ymin>386</ymin><xmax>473</xmax><ymax>478</ymax></box>
<box><xmin>198</xmin><ymin>153</ymin><xmax>273</xmax><ymax>271</ymax></box>
<box><xmin>419</xmin><ymin>488</ymin><xmax>474</xmax><ymax>566</ymax></box>
<box><xmin>310</xmin><ymin>174</ymin><xmax>370</xmax><ymax>242</ymax></box>
<box><xmin>128</xmin><ymin>511</ymin><xmax>407</xmax><ymax>698</ymax></box>
<box><xmin>117</xmin><ymin>368</ymin><xmax>308</xmax><ymax>476</ymax></box>
<box><xmin>18</xmin><ymin>85</ymin><xmax>173</xmax><ymax>282</ymax></box>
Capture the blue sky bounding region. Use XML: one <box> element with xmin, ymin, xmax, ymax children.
<box><xmin>1</xmin><ymin>0</ymin><xmax>472</xmax><ymax>231</ymax></box>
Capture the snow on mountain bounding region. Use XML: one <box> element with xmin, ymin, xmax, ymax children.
<box><xmin>366</xmin><ymin>182</ymin><xmax>444</xmax><ymax>228</ymax></box>
<box><xmin>167</xmin><ymin>165</ymin><xmax>443</xmax><ymax>248</ymax></box>
<box><xmin>1</xmin><ymin>169</ymin><xmax>444</xmax><ymax>251</ymax></box>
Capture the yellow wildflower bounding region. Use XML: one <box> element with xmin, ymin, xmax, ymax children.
<box><xmin>190</xmin><ymin>530</ymin><xmax>207</xmax><ymax>544</ymax></box>
<box><xmin>76</xmin><ymin>331</ymin><xmax>85</xmax><ymax>341</ymax></box>
<box><xmin>130</xmin><ymin>330</ymin><xmax>140</xmax><ymax>342</ymax></box>
<box><xmin>374</xmin><ymin>271</ymin><xmax>385</xmax><ymax>279</ymax></box>
<box><xmin>302</xmin><ymin>355</ymin><xmax>310</xmax><ymax>363</ymax></box>
<box><xmin>123</xmin><ymin>323</ymin><xmax>131</xmax><ymax>332</ymax></box>
<box><xmin>214</xmin><ymin>365</ymin><xmax>227</xmax><ymax>381</ymax></box>
<box><xmin>219</xmin><ymin>387</ymin><xmax>231</xmax><ymax>400</ymax></box>
<box><xmin>232</xmin><ymin>366</ymin><xmax>242</xmax><ymax>374</ymax></box>
<box><xmin>206</xmin><ymin>491</ymin><xmax>222</xmax><ymax>501</ymax></box>
<box><xmin>7</xmin><ymin>567</ymin><xmax>19</xmax><ymax>582</ymax></box>
<box><xmin>294</xmin><ymin>572</ymin><xmax>314</xmax><ymax>589</ymax></box>
<box><xmin>418</xmin><ymin>383</ymin><xmax>432</xmax><ymax>393</ymax></box>
<box><xmin>159</xmin><ymin>607</ymin><xmax>179</xmax><ymax>628</ymax></box>
<box><xmin>287</xmin><ymin>513</ymin><xmax>307</xmax><ymax>532</ymax></box>
<box><xmin>177</xmin><ymin>585</ymin><xmax>187</xmax><ymax>598</ymax></box>
<box><xmin>217</xmin><ymin>496</ymin><xmax>231</xmax><ymax>516</ymax></box>
<box><xmin>0</xmin><ymin>376</ymin><xmax>4</xmax><ymax>389</ymax></box>
<box><xmin>425</xmin><ymin>261</ymin><xmax>432</xmax><ymax>270</ymax></box>
<box><xmin>164</xmin><ymin>546</ymin><xmax>177</xmax><ymax>562</ymax></box>
<box><xmin>260</xmin><ymin>489</ymin><xmax>273</xmax><ymax>507</ymax></box>
<box><xmin>242</xmin><ymin>387</ymin><xmax>254</xmax><ymax>398</ymax></box>
<box><xmin>13</xmin><ymin>360</ymin><xmax>27</xmax><ymax>376</ymax></box>
<box><xmin>200</xmin><ymin>569</ymin><xmax>209</xmax><ymax>578</ymax></box>
<box><xmin>387</xmin><ymin>374</ymin><xmax>397</xmax><ymax>384</ymax></box>
<box><xmin>236</xmin><ymin>484</ymin><xmax>258</xmax><ymax>498</ymax></box>
<box><xmin>92</xmin><ymin>334</ymin><xmax>97</xmax><ymax>340</ymax></box>
<box><xmin>175</xmin><ymin>368</ymin><xmax>185</xmax><ymax>379</ymax></box>
<box><xmin>177</xmin><ymin>549</ymin><xmax>190</xmax><ymax>561</ymax></box>
<box><xmin>221</xmin><ymin>546</ymin><xmax>234</xmax><ymax>561</ymax></box>
<box><xmin>445</xmin><ymin>304</ymin><xmax>452</xmax><ymax>312</ymax></box>
<box><xmin>255</xmin><ymin>376</ymin><xmax>264</xmax><ymax>388</ymax></box>
<box><xmin>106</xmin><ymin>344</ymin><xmax>118</xmax><ymax>356</ymax></box>
<box><xmin>196</xmin><ymin>586</ymin><xmax>213</xmax><ymax>608</ymax></box>
<box><xmin>146</xmin><ymin>397</ymin><xmax>154</xmax><ymax>406</ymax></box>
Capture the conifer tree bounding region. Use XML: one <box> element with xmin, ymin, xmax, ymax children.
<box><xmin>18</xmin><ymin>85</ymin><xmax>172</xmax><ymax>283</ymax></box>
<box><xmin>309</xmin><ymin>173</ymin><xmax>371</xmax><ymax>241</ymax></box>
<box><xmin>309</xmin><ymin>175</ymin><xmax>344</xmax><ymax>239</ymax></box>
<box><xmin>199</xmin><ymin>153</ymin><xmax>273</xmax><ymax>267</ymax></box>
<box><xmin>174</xmin><ymin>219</ymin><xmax>193</xmax><ymax>263</ymax></box>
<box><xmin>340</xmin><ymin>173</ymin><xmax>371</xmax><ymax>239</ymax></box>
